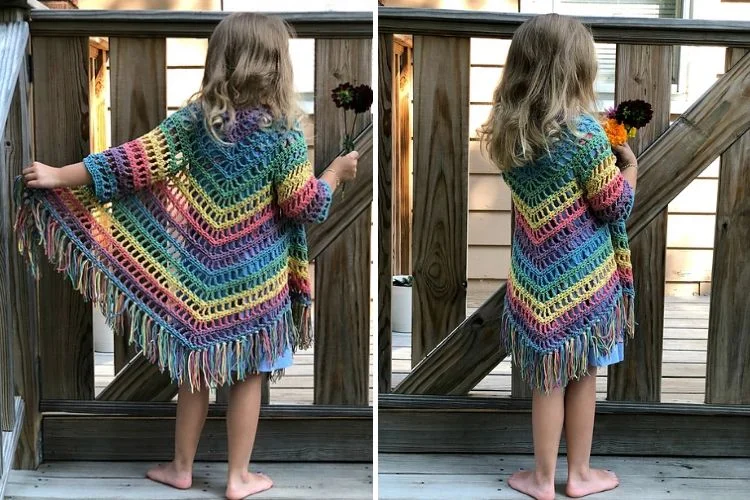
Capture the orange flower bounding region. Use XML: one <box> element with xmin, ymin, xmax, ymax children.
<box><xmin>603</xmin><ymin>118</ymin><xmax>628</xmax><ymax>146</ymax></box>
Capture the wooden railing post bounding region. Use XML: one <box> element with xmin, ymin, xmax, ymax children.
<box><xmin>705</xmin><ymin>47</ymin><xmax>750</xmax><ymax>404</ymax></box>
<box><xmin>313</xmin><ymin>38</ymin><xmax>372</xmax><ymax>405</ymax></box>
<box><xmin>378</xmin><ymin>33</ymin><xmax>394</xmax><ymax>394</ymax></box>
<box><xmin>32</xmin><ymin>35</ymin><xmax>94</xmax><ymax>401</ymax></box>
<box><xmin>411</xmin><ymin>35</ymin><xmax>470</xmax><ymax>366</ymax></box>
<box><xmin>608</xmin><ymin>44</ymin><xmax>672</xmax><ymax>402</ymax></box>
<box><xmin>108</xmin><ymin>37</ymin><xmax>167</xmax><ymax>375</ymax></box>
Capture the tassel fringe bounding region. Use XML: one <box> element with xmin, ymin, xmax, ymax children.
<box><xmin>14</xmin><ymin>177</ymin><xmax>311</xmax><ymax>392</ymax></box>
<box><xmin>503</xmin><ymin>293</ymin><xmax>635</xmax><ymax>394</ymax></box>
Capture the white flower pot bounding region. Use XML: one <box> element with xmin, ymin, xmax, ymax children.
<box><xmin>93</xmin><ymin>306</ymin><xmax>114</xmax><ymax>353</ymax></box>
<box><xmin>391</xmin><ymin>276</ymin><xmax>412</xmax><ymax>333</ymax></box>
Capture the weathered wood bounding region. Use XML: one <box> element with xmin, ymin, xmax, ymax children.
<box><xmin>313</xmin><ymin>38</ymin><xmax>371</xmax><ymax>405</ymax></box>
<box><xmin>378</xmin><ymin>8</ymin><xmax>750</xmax><ymax>46</ymax></box>
<box><xmin>411</xmin><ymin>35</ymin><xmax>469</xmax><ymax>365</ymax></box>
<box><xmin>706</xmin><ymin>48</ymin><xmax>750</xmax><ymax>405</ymax></box>
<box><xmin>392</xmin><ymin>40</ymin><xmax>412</xmax><ymax>276</ymax></box>
<box><xmin>378</xmin><ymin>34</ymin><xmax>394</xmax><ymax>394</ymax></box>
<box><xmin>607</xmin><ymin>44</ymin><xmax>672</xmax><ymax>402</ymax></box>
<box><xmin>379</xmin><ymin>454</ymin><xmax>750</xmax><ymax>500</ymax></box>
<box><xmin>3</xmin><ymin>53</ymin><xmax>39</xmax><ymax>470</ymax></box>
<box><xmin>41</xmin><ymin>407</ymin><xmax>372</xmax><ymax>462</ymax></box>
<box><xmin>379</xmin><ymin>394</ymin><xmax>750</xmax><ymax>457</ymax></box>
<box><xmin>109</xmin><ymin>37</ymin><xmax>167</xmax><ymax>374</ymax></box>
<box><xmin>6</xmin><ymin>461</ymin><xmax>372</xmax><ymax>500</ymax></box>
<box><xmin>306</xmin><ymin>125</ymin><xmax>373</xmax><ymax>260</ymax></box>
<box><xmin>32</xmin><ymin>36</ymin><xmax>94</xmax><ymax>401</ymax></box>
<box><xmin>394</xmin><ymin>50</ymin><xmax>750</xmax><ymax>395</ymax></box>
<box><xmin>96</xmin><ymin>354</ymin><xmax>177</xmax><ymax>402</ymax></box>
<box><xmin>29</xmin><ymin>10</ymin><xmax>373</xmax><ymax>38</ymax></box>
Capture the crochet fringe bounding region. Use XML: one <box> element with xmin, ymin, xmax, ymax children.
<box><xmin>503</xmin><ymin>293</ymin><xmax>635</xmax><ymax>394</ymax></box>
<box><xmin>14</xmin><ymin>178</ymin><xmax>312</xmax><ymax>393</ymax></box>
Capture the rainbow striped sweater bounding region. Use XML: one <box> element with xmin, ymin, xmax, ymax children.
<box><xmin>501</xmin><ymin>115</ymin><xmax>635</xmax><ymax>392</ymax></box>
<box><xmin>15</xmin><ymin>105</ymin><xmax>332</xmax><ymax>390</ymax></box>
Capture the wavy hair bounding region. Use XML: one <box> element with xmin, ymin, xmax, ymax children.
<box><xmin>190</xmin><ymin>12</ymin><xmax>301</xmax><ymax>142</ymax></box>
<box><xmin>478</xmin><ymin>14</ymin><xmax>599</xmax><ymax>171</ymax></box>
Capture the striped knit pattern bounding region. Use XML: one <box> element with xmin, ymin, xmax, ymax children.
<box><xmin>14</xmin><ymin>105</ymin><xmax>332</xmax><ymax>391</ymax></box>
<box><xmin>501</xmin><ymin>114</ymin><xmax>635</xmax><ymax>392</ymax></box>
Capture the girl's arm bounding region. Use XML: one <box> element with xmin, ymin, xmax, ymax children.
<box><xmin>575</xmin><ymin>132</ymin><xmax>635</xmax><ymax>224</ymax></box>
<box><xmin>22</xmin><ymin>161</ymin><xmax>92</xmax><ymax>189</ymax></box>
<box><xmin>274</xmin><ymin>129</ymin><xmax>357</xmax><ymax>224</ymax></box>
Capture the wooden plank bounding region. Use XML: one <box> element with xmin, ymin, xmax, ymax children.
<box><xmin>306</xmin><ymin>125</ymin><xmax>373</xmax><ymax>260</ymax></box>
<box><xmin>96</xmin><ymin>354</ymin><xmax>176</xmax><ymax>402</ymax></box>
<box><xmin>608</xmin><ymin>44</ymin><xmax>671</xmax><ymax>402</ymax></box>
<box><xmin>706</xmin><ymin>48</ymin><xmax>750</xmax><ymax>405</ymax></box>
<box><xmin>109</xmin><ymin>37</ymin><xmax>167</xmax><ymax>374</ymax></box>
<box><xmin>42</xmin><ymin>414</ymin><xmax>372</xmax><ymax>462</ymax></box>
<box><xmin>378</xmin><ymin>34</ymin><xmax>393</xmax><ymax>394</ymax></box>
<box><xmin>313</xmin><ymin>38</ymin><xmax>371</xmax><ymax>405</ymax></box>
<box><xmin>379</xmin><ymin>395</ymin><xmax>750</xmax><ymax>457</ymax></box>
<box><xmin>378</xmin><ymin>8</ymin><xmax>750</xmax><ymax>46</ymax></box>
<box><xmin>411</xmin><ymin>35</ymin><xmax>469</xmax><ymax>365</ymax></box>
<box><xmin>0</xmin><ymin>398</ymin><xmax>24</xmax><ymax>499</ymax></box>
<box><xmin>29</xmin><ymin>10</ymin><xmax>374</xmax><ymax>39</ymax></box>
<box><xmin>6</xmin><ymin>461</ymin><xmax>372</xmax><ymax>500</ymax></box>
<box><xmin>394</xmin><ymin>49</ymin><xmax>750</xmax><ymax>396</ymax></box>
<box><xmin>3</xmin><ymin>58</ymin><xmax>38</xmax><ymax>470</ymax></box>
<box><xmin>32</xmin><ymin>36</ymin><xmax>94</xmax><ymax>401</ymax></box>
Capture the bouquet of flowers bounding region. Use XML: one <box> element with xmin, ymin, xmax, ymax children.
<box><xmin>331</xmin><ymin>82</ymin><xmax>373</xmax><ymax>152</ymax></box>
<box><xmin>602</xmin><ymin>99</ymin><xmax>654</xmax><ymax>147</ymax></box>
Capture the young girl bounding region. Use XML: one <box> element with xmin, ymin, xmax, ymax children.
<box><xmin>16</xmin><ymin>13</ymin><xmax>358</xmax><ymax>500</ymax></box>
<box><xmin>479</xmin><ymin>14</ymin><xmax>639</xmax><ymax>500</ymax></box>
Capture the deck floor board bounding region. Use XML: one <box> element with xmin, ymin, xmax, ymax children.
<box><xmin>379</xmin><ymin>454</ymin><xmax>750</xmax><ymax>499</ymax></box>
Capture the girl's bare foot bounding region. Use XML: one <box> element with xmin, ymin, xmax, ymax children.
<box><xmin>508</xmin><ymin>469</ymin><xmax>556</xmax><ymax>500</ymax></box>
<box><xmin>225</xmin><ymin>471</ymin><xmax>274</xmax><ymax>499</ymax></box>
<box><xmin>146</xmin><ymin>461</ymin><xmax>192</xmax><ymax>490</ymax></box>
<box><xmin>566</xmin><ymin>468</ymin><xmax>619</xmax><ymax>498</ymax></box>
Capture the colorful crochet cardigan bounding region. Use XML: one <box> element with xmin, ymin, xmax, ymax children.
<box><xmin>501</xmin><ymin>115</ymin><xmax>635</xmax><ymax>392</ymax></box>
<box><xmin>14</xmin><ymin>105</ymin><xmax>332</xmax><ymax>391</ymax></box>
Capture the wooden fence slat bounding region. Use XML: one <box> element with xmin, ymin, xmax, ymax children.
<box><xmin>706</xmin><ymin>48</ymin><xmax>750</xmax><ymax>405</ymax></box>
<box><xmin>411</xmin><ymin>35</ymin><xmax>469</xmax><ymax>365</ymax></box>
<box><xmin>313</xmin><ymin>39</ymin><xmax>372</xmax><ymax>405</ymax></box>
<box><xmin>394</xmin><ymin>49</ymin><xmax>750</xmax><ymax>396</ymax></box>
<box><xmin>378</xmin><ymin>34</ymin><xmax>393</xmax><ymax>394</ymax></box>
<box><xmin>32</xmin><ymin>36</ymin><xmax>94</xmax><ymax>401</ymax></box>
<box><xmin>5</xmin><ymin>46</ymin><xmax>40</xmax><ymax>470</ymax></box>
<box><xmin>607</xmin><ymin>44</ymin><xmax>672</xmax><ymax>401</ymax></box>
<box><xmin>109</xmin><ymin>37</ymin><xmax>167</xmax><ymax>375</ymax></box>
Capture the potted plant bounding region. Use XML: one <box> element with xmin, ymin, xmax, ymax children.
<box><xmin>391</xmin><ymin>275</ymin><xmax>413</xmax><ymax>333</ymax></box>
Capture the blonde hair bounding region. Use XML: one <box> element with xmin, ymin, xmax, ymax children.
<box><xmin>478</xmin><ymin>14</ymin><xmax>599</xmax><ymax>171</ymax></box>
<box><xmin>191</xmin><ymin>12</ymin><xmax>301</xmax><ymax>142</ymax></box>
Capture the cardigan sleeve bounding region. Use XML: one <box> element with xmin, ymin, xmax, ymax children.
<box><xmin>575</xmin><ymin>130</ymin><xmax>635</xmax><ymax>224</ymax></box>
<box><xmin>83</xmin><ymin>107</ymin><xmax>194</xmax><ymax>203</ymax></box>
<box><xmin>273</xmin><ymin>129</ymin><xmax>333</xmax><ymax>224</ymax></box>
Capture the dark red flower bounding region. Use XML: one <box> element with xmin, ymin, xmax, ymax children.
<box><xmin>615</xmin><ymin>99</ymin><xmax>653</xmax><ymax>129</ymax></box>
<box><xmin>352</xmin><ymin>84</ymin><xmax>373</xmax><ymax>114</ymax></box>
<box><xmin>331</xmin><ymin>83</ymin><xmax>355</xmax><ymax>110</ymax></box>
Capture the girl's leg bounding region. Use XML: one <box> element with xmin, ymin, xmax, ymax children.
<box><xmin>147</xmin><ymin>383</ymin><xmax>210</xmax><ymax>489</ymax></box>
<box><xmin>225</xmin><ymin>375</ymin><xmax>274</xmax><ymax>500</ymax></box>
<box><xmin>564</xmin><ymin>366</ymin><xmax>619</xmax><ymax>497</ymax></box>
<box><xmin>508</xmin><ymin>386</ymin><xmax>564</xmax><ymax>500</ymax></box>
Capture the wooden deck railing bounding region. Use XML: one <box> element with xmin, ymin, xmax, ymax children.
<box><xmin>2</xmin><ymin>8</ymin><xmax>373</xmax><ymax>470</ymax></box>
<box><xmin>378</xmin><ymin>8</ymin><xmax>750</xmax><ymax>406</ymax></box>
<box><xmin>0</xmin><ymin>8</ymin><xmax>31</xmax><ymax>496</ymax></box>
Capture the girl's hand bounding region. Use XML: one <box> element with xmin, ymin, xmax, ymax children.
<box><xmin>333</xmin><ymin>151</ymin><xmax>359</xmax><ymax>182</ymax></box>
<box><xmin>611</xmin><ymin>143</ymin><xmax>638</xmax><ymax>170</ymax></box>
<box><xmin>22</xmin><ymin>162</ymin><xmax>62</xmax><ymax>189</ymax></box>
